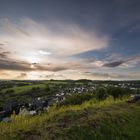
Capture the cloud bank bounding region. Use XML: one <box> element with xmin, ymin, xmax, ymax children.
<box><xmin>0</xmin><ymin>18</ymin><xmax>139</xmax><ymax>80</ymax></box>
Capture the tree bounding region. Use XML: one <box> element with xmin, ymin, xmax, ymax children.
<box><xmin>107</xmin><ymin>87</ymin><xmax>128</xmax><ymax>99</ymax></box>
<box><xmin>96</xmin><ymin>88</ymin><xmax>108</xmax><ymax>100</ymax></box>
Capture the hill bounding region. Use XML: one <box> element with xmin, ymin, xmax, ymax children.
<box><xmin>1</xmin><ymin>97</ymin><xmax>140</xmax><ymax>140</ymax></box>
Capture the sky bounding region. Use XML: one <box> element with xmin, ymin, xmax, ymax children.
<box><xmin>0</xmin><ymin>0</ymin><xmax>140</xmax><ymax>80</ymax></box>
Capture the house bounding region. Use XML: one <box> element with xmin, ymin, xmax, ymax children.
<box><xmin>29</xmin><ymin>110</ymin><xmax>37</xmax><ymax>116</ymax></box>
<box><xmin>19</xmin><ymin>108</ymin><xmax>30</xmax><ymax>116</ymax></box>
<box><xmin>28</xmin><ymin>98</ymin><xmax>50</xmax><ymax>112</ymax></box>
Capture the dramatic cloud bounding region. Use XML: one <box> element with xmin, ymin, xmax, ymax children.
<box><xmin>0</xmin><ymin>56</ymin><xmax>82</xmax><ymax>72</ymax></box>
<box><xmin>103</xmin><ymin>56</ymin><xmax>140</xmax><ymax>68</ymax></box>
<box><xmin>0</xmin><ymin>51</ymin><xmax>11</xmax><ymax>59</ymax></box>
<box><xmin>0</xmin><ymin>43</ymin><xmax>5</xmax><ymax>46</ymax></box>
<box><xmin>38</xmin><ymin>50</ymin><xmax>51</xmax><ymax>55</ymax></box>
<box><xmin>0</xmin><ymin>18</ymin><xmax>109</xmax><ymax>59</ymax></box>
<box><xmin>84</xmin><ymin>71</ymin><xmax>140</xmax><ymax>80</ymax></box>
<box><xmin>0</xmin><ymin>0</ymin><xmax>140</xmax><ymax>80</ymax></box>
<box><xmin>0</xmin><ymin>18</ymin><xmax>111</xmax><ymax>79</ymax></box>
<box><xmin>103</xmin><ymin>60</ymin><xmax>125</xmax><ymax>67</ymax></box>
<box><xmin>16</xmin><ymin>73</ymin><xmax>27</xmax><ymax>79</ymax></box>
<box><xmin>0</xmin><ymin>59</ymin><xmax>31</xmax><ymax>71</ymax></box>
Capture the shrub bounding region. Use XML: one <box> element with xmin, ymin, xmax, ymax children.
<box><xmin>95</xmin><ymin>88</ymin><xmax>108</xmax><ymax>100</ymax></box>
<box><xmin>60</xmin><ymin>93</ymin><xmax>95</xmax><ymax>106</ymax></box>
<box><xmin>107</xmin><ymin>87</ymin><xmax>129</xmax><ymax>99</ymax></box>
<box><xmin>5</xmin><ymin>89</ymin><xmax>15</xmax><ymax>94</ymax></box>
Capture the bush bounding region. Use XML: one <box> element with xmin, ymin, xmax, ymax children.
<box><xmin>95</xmin><ymin>88</ymin><xmax>108</xmax><ymax>100</ymax></box>
<box><xmin>107</xmin><ymin>87</ymin><xmax>129</xmax><ymax>99</ymax></box>
<box><xmin>5</xmin><ymin>89</ymin><xmax>15</xmax><ymax>94</ymax></box>
<box><xmin>60</xmin><ymin>93</ymin><xmax>95</xmax><ymax>106</ymax></box>
<box><xmin>31</xmin><ymin>87</ymin><xmax>40</xmax><ymax>91</ymax></box>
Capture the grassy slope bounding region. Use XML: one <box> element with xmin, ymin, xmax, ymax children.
<box><xmin>1</xmin><ymin>98</ymin><xmax>140</xmax><ymax>140</ymax></box>
<box><xmin>1</xmin><ymin>84</ymin><xmax>46</xmax><ymax>94</ymax></box>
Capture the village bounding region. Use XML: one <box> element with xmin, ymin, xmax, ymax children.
<box><xmin>0</xmin><ymin>80</ymin><xmax>140</xmax><ymax>122</ymax></box>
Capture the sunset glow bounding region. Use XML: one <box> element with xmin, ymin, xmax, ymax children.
<box><xmin>0</xmin><ymin>0</ymin><xmax>139</xmax><ymax>80</ymax></box>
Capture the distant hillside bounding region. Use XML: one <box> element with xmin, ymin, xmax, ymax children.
<box><xmin>1</xmin><ymin>97</ymin><xmax>140</xmax><ymax>140</ymax></box>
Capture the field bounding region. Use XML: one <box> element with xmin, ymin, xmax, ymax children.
<box><xmin>1</xmin><ymin>84</ymin><xmax>47</xmax><ymax>94</ymax></box>
<box><xmin>0</xmin><ymin>81</ymin><xmax>62</xmax><ymax>106</ymax></box>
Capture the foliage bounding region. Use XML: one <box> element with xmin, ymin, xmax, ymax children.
<box><xmin>0</xmin><ymin>97</ymin><xmax>135</xmax><ymax>140</ymax></box>
<box><xmin>60</xmin><ymin>93</ymin><xmax>95</xmax><ymax>106</ymax></box>
<box><xmin>107</xmin><ymin>87</ymin><xmax>130</xmax><ymax>99</ymax></box>
<box><xmin>95</xmin><ymin>87</ymin><xmax>108</xmax><ymax>100</ymax></box>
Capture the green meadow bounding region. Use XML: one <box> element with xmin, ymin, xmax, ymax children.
<box><xmin>2</xmin><ymin>83</ymin><xmax>47</xmax><ymax>94</ymax></box>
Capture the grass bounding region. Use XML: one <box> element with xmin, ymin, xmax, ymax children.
<box><xmin>1</xmin><ymin>84</ymin><xmax>47</xmax><ymax>94</ymax></box>
<box><xmin>1</xmin><ymin>97</ymin><xmax>140</xmax><ymax>140</ymax></box>
<box><xmin>48</xmin><ymin>81</ymin><xmax>68</xmax><ymax>84</ymax></box>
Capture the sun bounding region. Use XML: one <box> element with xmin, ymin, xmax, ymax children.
<box><xmin>30</xmin><ymin>64</ymin><xmax>35</xmax><ymax>68</ymax></box>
